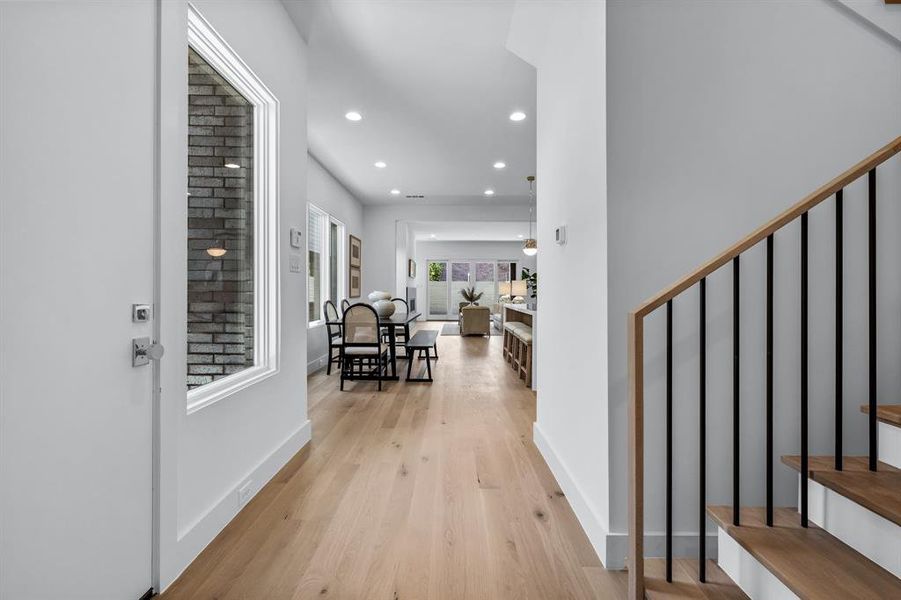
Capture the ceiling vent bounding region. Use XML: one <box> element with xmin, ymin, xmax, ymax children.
<box><xmin>405</xmin><ymin>194</ymin><xmax>425</xmax><ymax>199</ymax></box>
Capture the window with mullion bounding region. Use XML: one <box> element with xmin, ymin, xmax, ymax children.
<box><xmin>308</xmin><ymin>204</ymin><xmax>345</xmax><ymax>325</ymax></box>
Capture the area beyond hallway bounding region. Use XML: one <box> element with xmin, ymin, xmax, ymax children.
<box><xmin>161</xmin><ymin>323</ymin><xmax>625</xmax><ymax>599</ymax></box>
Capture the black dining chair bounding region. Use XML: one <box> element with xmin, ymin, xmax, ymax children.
<box><xmin>341</xmin><ymin>298</ymin><xmax>351</xmax><ymax>313</ymax></box>
<box><xmin>323</xmin><ymin>300</ymin><xmax>342</xmax><ymax>376</ymax></box>
<box><xmin>340</xmin><ymin>303</ymin><xmax>389</xmax><ymax>391</ymax></box>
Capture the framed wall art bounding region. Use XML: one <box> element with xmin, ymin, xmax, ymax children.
<box><xmin>349</xmin><ymin>234</ymin><xmax>362</xmax><ymax>268</ymax></box>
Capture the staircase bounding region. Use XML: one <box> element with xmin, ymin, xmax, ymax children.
<box><xmin>627</xmin><ymin>136</ymin><xmax>901</xmax><ymax>599</ymax></box>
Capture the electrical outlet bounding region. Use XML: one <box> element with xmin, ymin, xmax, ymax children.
<box><xmin>319</xmin><ymin>357</ymin><xmax>326</xmax><ymax>367</ymax></box>
<box><xmin>237</xmin><ymin>480</ymin><xmax>254</xmax><ymax>507</ymax></box>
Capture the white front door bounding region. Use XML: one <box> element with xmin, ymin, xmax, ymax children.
<box><xmin>0</xmin><ymin>2</ymin><xmax>156</xmax><ymax>598</ymax></box>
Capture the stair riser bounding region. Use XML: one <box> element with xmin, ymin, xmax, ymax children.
<box><xmin>879</xmin><ymin>421</ymin><xmax>901</xmax><ymax>470</ymax></box>
<box><xmin>716</xmin><ymin>527</ymin><xmax>798</xmax><ymax>600</ymax></box>
<box><xmin>798</xmin><ymin>475</ymin><xmax>901</xmax><ymax>577</ymax></box>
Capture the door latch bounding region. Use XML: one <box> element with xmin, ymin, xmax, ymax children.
<box><xmin>133</xmin><ymin>337</ymin><xmax>165</xmax><ymax>367</ymax></box>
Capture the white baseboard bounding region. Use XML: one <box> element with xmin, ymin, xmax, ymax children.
<box><xmin>532</xmin><ymin>422</ymin><xmax>718</xmax><ymax>570</ymax></box>
<box><xmin>603</xmin><ymin>530</ymin><xmax>719</xmax><ymax>571</ymax></box>
<box><xmin>532</xmin><ymin>422</ymin><xmax>610</xmax><ymax>566</ymax></box>
<box><xmin>167</xmin><ymin>420</ymin><xmax>312</xmax><ymax>589</ymax></box>
<box><xmin>307</xmin><ymin>354</ymin><xmax>327</xmax><ymax>375</ymax></box>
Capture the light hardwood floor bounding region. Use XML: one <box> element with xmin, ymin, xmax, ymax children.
<box><xmin>161</xmin><ymin>323</ymin><xmax>626</xmax><ymax>599</ymax></box>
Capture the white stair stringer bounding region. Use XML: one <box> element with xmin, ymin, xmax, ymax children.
<box><xmin>798</xmin><ymin>474</ymin><xmax>901</xmax><ymax>578</ymax></box>
<box><xmin>716</xmin><ymin>526</ymin><xmax>798</xmax><ymax>600</ymax></box>
<box><xmin>878</xmin><ymin>420</ymin><xmax>901</xmax><ymax>470</ymax></box>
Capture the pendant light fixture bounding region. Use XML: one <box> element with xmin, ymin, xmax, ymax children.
<box><xmin>522</xmin><ymin>175</ymin><xmax>537</xmax><ymax>256</ymax></box>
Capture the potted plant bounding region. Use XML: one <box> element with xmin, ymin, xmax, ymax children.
<box><xmin>460</xmin><ymin>285</ymin><xmax>484</xmax><ymax>306</ymax></box>
<box><xmin>521</xmin><ymin>268</ymin><xmax>537</xmax><ymax>300</ymax></box>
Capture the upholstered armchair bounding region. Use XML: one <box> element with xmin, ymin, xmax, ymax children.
<box><xmin>460</xmin><ymin>305</ymin><xmax>491</xmax><ymax>336</ymax></box>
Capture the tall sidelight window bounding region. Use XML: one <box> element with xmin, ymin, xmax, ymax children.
<box><xmin>187</xmin><ymin>49</ymin><xmax>255</xmax><ymax>389</ymax></box>
<box><xmin>187</xmin><ymin>5</ymin><xmax>279</xmax><ymax>412</ymax></box>
<box><xmin>329</xmin><ymin>221</ymin><xmax>339</xmax><ymax>305</ymax></box>
<box><xmin>307</xmin><ymin>204</ymin><xmax>345</xmax><ymax>325</ymax></box>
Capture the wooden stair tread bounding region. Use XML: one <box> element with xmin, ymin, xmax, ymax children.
<box><xmin>708</xmin><ymin>506</ymin><xmax>901</xmax><ymax>599</ymax></box>
<box><xmin>781</xmin><ymin>455</ymin><xmax>901</xmax><ymax>526</ymax></box>
<box><xmin>781</xmin><ymin>454</ymin><xmax>899</xmax><ymax>472</ymax></box>
<box><xmin>644</xmin><ymin>559</ymin><xmax>747</xmax><ymax>600</ymax></box>
<box><xmin>860</xmin><ymin>403</ymin><xmax>901</xmax><ymax>427</ymax></box>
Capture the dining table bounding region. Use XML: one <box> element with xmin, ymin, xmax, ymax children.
<box><xmin>327</xmin><ymin>310</ymin><xmax>421</xmax><ymax>381</ymax></box>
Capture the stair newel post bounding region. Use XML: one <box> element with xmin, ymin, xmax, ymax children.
<box><xmin>835</xmin><ymin>190</ymin><xmax>843</xmax><ymax>471</ymax></box>
<box><xmin>627</xmin><ymin>311</ymin><xmax>644</xmax><ymax>600</ymax></box>
<box><xmin>733</xmin><ymin>256</ymin><xmax>740</xmax><ymax>526</ymax></box>
<box><xmin>699</xmin><ymin>277</ymin><xmax>707</xmax><ymax>582</ymax></box>
<box><xmin>666</xmin><ymin>300</ymin><xmax>673</xmax><ymax>582</ymax></box>
<box><xmin>801</xmin><ymin>212</ymin><xmax>809</xmax><ymax>528</ymax></box>
<box><xmin>868</xmin><ymin>168</ymin><xmax>877</xmax><ymax>472</ymax></box>
<box><xmin>766</xmin><ymin>234</ymin><xmax>774</xmax><ymax>527</ymax></box>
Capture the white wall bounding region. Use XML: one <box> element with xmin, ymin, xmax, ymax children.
<box><xmin>606</xmin><ymin>0</ymin><xmax>901</xmax><ymax>566</ymax></box>
<box><xmin>362</xmin><ymin>203</ymin><xmax>532</xmax><ymax>297</ymax></box>
<box><xmin>306</xmin><ymin>153</ymin><xmax>364</xmax><ymax>372</ymax></box>
<box><xmin>157</xmin><ymin>0</ymin><xmax>312</xmax><ymax>588</ymax></box>
<box><xmin>507</xmin><ymin>0</ymin><xmax>610</xmax><ymax>565</ymax></box>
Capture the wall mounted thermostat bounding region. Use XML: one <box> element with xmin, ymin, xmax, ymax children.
<box><xmin>132</xmin><ymin>304</ymin><xmax>152</xmax><ymax>322</ymax></box>
<box><xmin>554</xmin><ymin>225</ymin><xmax>567</xmax><ymax>246</ymax></box>
<box><xmin>290</xmin><ymin>228</ymin><xmax>303</xmax><ymax>249</ymax></box>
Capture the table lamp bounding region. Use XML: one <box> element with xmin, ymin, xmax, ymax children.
<box><xmin>511</xmin><ymin>280</ymin><xmax>528</xmax><ymax>303</ymax></box>
<box><xmin>498</xmin><ymin>281</ymin><xmax>513</xmax><ymax>303</ymax></box>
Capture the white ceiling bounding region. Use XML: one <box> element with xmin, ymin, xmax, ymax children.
<box><xmin>409</xmin><ymin>220</ymin><xmax>531</xmax><ymax>242</ymax></box>
<box><xmin>283</xmin><ymin>0</ymin><xmax>537</xmax><ymax>206</ymax></box>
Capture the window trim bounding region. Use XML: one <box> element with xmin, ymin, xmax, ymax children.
<box><xmin>186</xmin><ymin>4</ymin><xmax>280</xmax><ymax>414</ymax></box>
<box><xmin>307</xmin><ymin>203</ymin><xmax>346</xmax><ymax>328</ymax></box>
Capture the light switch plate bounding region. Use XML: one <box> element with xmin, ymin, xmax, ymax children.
<box><xmin>289</xmin><ymin>254</ymin><xmax>302</xmax><ymax>273</ymax></box>
<box><xmin>290</xmin><ymin>228</ymin><xmax>302</xmax><ymax>248</ymax></box>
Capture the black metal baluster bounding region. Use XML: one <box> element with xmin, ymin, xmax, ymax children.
<box><xmin>801</xmin><ymin>213</ymin><xmax>809</xmax><ymax>528</ymax></box>
<box><xmin>733</xmin><ymin>256</ymin><xmax>740</xmax><ymax>526</ymax></box>
<box><xmin>766</xmin><ymin>234</ymin><xmax>774</xmax><ymax>527</ymax></box>
<box><xmin>835</xmin><ymin>190</ymin><xmax>843</xmax><ymax>471</ymax></box>
<box><xmin>699</xmin><ymin>278</ymin><xmax>707</xmax><ymax>582</ymax></box>
<box><xmin>666</xmin><ymin>300</ymin><xmax>673</xmax><ymax>583</ymax></box>
<box><xmin>869</xmin><ymin>169</ymin><xmax>878</xmax><ymax>472</ymax></box>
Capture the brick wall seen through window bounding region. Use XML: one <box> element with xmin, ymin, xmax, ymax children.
<box><xmin>186</xmin><ymin>48</ymin><xmax>255</xmax><ymax>389</ymax></box>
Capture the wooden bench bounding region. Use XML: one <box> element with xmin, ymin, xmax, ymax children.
<box><xmin>405</xmin><ymin>330</ymin><xmax>439</xmax><ymax>382</ymax></box>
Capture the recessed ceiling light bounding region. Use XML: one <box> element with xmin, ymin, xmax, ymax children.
<box><xmin>484</xmin><ymin>189</ymin><xmax>495</xmax><ymax>196</ymax></box>
<box><xmin>345</xmin><ymin>111</ymin><xmax>362</xmax><ymax>121</ymax></box>
<box><xmin>224</xmin><ymin>162</ymin><xmax>240</xmax><ymax>169</ymax></box>
<box><xmin>509</xmin><ymin>111</ymin><xmax>526</xmax><ymax>122</ymax></box>
<box><xmin>390</xmin><ymin>189</ymin><xmax>401</xmax><ymax>195</ymax></box>
<box><xmin>493</xmin><ymin>161</ymin><xmax>506</xmax><ymax>169</ymax></box>
<box><xmin>374</xmin><ymin>161</ymin><xmax>387</xmax><ymax>169</ymax></box>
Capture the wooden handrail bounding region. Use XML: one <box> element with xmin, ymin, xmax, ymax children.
<box><xmin>627</xmin><ymin>135</ymin><xmax>901</xmax><ymax>600</ymax></box>
<box><xmin>632</xmin><ymin>135</ymin><xmax>901</xmax><ymax>319</ymax></box>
